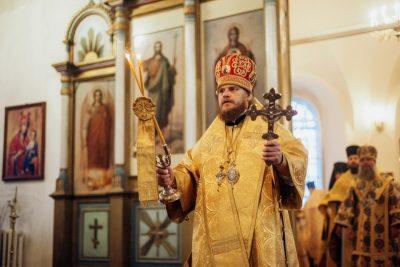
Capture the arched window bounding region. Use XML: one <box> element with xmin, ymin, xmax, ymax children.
<box><xmin>291</xmin><ymin>97</ymin><xmax>323</xmax><ymax>200</ymax></box>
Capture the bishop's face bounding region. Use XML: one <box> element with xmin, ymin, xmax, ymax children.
<box><xmin>217</xmin><ymin>85</ymin><xmax>252</xmax><ymax>122</ymax></box>
<box><xmin>358</xmin><ymin>156</ymin><xmax>376</xmax><ymax>180</ymax></box>
<box><xmin>359</xmin><ymin>156</ymin><xmax>375</xmax><ymax>168</ymax></box>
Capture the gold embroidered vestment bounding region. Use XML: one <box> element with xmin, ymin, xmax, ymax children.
<box><xmin>334</xmin><ymin>174</ymin><xmax>400</xmax><ymax>266</ymax></box>
<box><xmin>166</xmin><ymin>115</ymin><xmax>308</xmax><ymax>266</ymax></box>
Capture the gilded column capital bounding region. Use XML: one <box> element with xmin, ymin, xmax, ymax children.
<box><xmin>184</xmin><ymin>0</ymin><xmax>196</xmax><ymax>21</ymax></box>
<box><xmin>60</xmin><ymin>88</ymin><xmax>73</xmax><ymax>96</ymax></box>
<box><xmin>112</xmin><ymin>6</ymin><xmax>129</xmax><ymax>33</ymax></box>
<box><xmin>115</xmin><ymin>8</ymin><xmax>126</xmax><ymax>18</ymax></box>
<box><xmin>183</xmin><ymin>5</ymin><xmax>195</xmax><ymax>16</ymax></box>
<box><xmin>61</xmin><ymin>74</ymin><xmax>71</xmax><ymax>83</ymax></box>
<box><xmin>53</xmin><ymin>168</ymin><xmax>69</xmax><ymax>195</ymax></box>
<box><xmin>60</xmin><ymin>74</ymin><xmax>73</xmax><ymax>95</ymax></box>
<box><xmin>110</xmin><ymin>165</ymin><xmax>126</xmax><ymax>192</ymax></box>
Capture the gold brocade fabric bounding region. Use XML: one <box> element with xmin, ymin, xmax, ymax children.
<box><xmin>295</xmin><ymin>210</ymin><xmax>310</xmax><ymax>267</ymax></box>
<box><xmin>301</xmin><ymin>189</ymin><xmax>326</xmax><ymax>264</ymax></box>
<box><xmin>167</xmin><ymin>115</ymin><xmax>308</xmax><ymax>266</ymax></box>
<box><xmin>334</xmin><ymin>174</ymin><xmax>400</xmax><ymax>266</ymax></box>
<box><xmin>136</xmin><ymin>116</ymin><xmax>158</xmax><ymax>205</ymax></box>
<box><xmin>323</xmin><ymin>170</ymin><xmax>357</xmax><ymax>204</ymax></box>
<box><xmin>318</xmin><ymin>170</ymin><xmax>357</xmax><ymax>267</ymax></box>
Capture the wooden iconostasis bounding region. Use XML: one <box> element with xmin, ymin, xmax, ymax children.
<box><xmin>51</xmin><ymin>0</ymin><xmax>289</xmax><ymax>266</ymax></box>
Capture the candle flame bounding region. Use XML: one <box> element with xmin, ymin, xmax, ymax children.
<box><xmin>124</xmin><ymin>50</ymin><xmax>143</xmax><ymax>95</ymax></box>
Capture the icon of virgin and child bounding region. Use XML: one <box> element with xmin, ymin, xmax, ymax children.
<box><xmin>7</xmin><ymin>112</ymin><xmax>39</xmax><ymax>177</ymax></box>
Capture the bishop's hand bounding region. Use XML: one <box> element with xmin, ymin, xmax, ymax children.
<box><xmin>262</xmin><ymin>140</ymin><xmax>283</xmax><ymax>166</ymax></box>
<box><xmin>157</xmin><ymin>166</ymin><xmax>176</xmax><ymax>188</ymax></box>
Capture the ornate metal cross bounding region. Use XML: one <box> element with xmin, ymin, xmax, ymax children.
<box><xmin>245</xmin><ymin>88</ymin><xmax>297</xmax><ymax>267</ymax></box>
<box><xmin>89</xmin><ymin>218</ymin><xmax>103</xmax><ymax>249</ymax></box>
<box><xmin>245</xmin><ymin>88</ymin><xmax>297</xmax><ymax>140</ymax></box>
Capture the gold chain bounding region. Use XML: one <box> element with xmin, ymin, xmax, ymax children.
<box><xmin>225</xmin><ymin>125</ymin><xmax>242</xmax><ymax>163</ymax></box>
<box><xmin>215</xmin><ymin>123</ymin><xmax>245</xmax><ymax>188</ymax></box>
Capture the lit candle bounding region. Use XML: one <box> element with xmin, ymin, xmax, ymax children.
<box><xmin>137</xmin><ymin>54</ymin><xmax>145</xmax><ymax>94</ymax></box>
<box><xmin>126</xmin><ymin>52</ymin><xmax>167</xmax><ymax>146</ymax></box>
<box><xmin>124</xmin><ymin>51</ymin><xmax>143</xmax><ymax>95</ymax></box>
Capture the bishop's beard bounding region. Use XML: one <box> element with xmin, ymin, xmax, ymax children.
<box><xmin>219</xmin><ymin>101</ymin><xmax>247</xmax><ymax>123</ymax></box>
<box><xmin>358</xmin><ymin>165</ymin><xmax>376</xmax><ymax>180</ymax></box>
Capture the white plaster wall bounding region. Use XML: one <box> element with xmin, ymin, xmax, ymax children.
<box><xmin>291</xmin><ymin>1</ymin><xmax>400</xmax><ymax>187</ymax></box>
<box><xmin>290</xmin><ymin>0</ymin><xmax>400</xmax><ymax>39</ymax></box>
<box><xmin>0</xmin><ymin>0</ymin><xmax>89</xmax><ymax>266</ymax></box>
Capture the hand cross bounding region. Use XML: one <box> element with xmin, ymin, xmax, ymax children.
<box><xmin>245</xmin><ymin>88</ymin><xmax>297</xmax><ymax>140</ymax></box>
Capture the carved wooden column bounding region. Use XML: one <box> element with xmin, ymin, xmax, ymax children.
<box><xmin>275</xmin><ymin>0</ymin><xmax>297</xmax><ymax>238</ymax></box>
<box><xmin>264</xmin><ymin>0</ymin><xmax>279</xmax><ymax>91</ymax></box>
<box><xmin>51</xmin><ymin>62</ymin><xmax>76</xmax><ymax>267</ymax></box>
<box><xmin>277</xmin><ymin>0</ymin><xmax>292</xmax><ymax>129</ymax></box>
<box><xmin>112</xmin><ymin>4</ymin><xmax>128</xmax><ymax>192</ymax></box>
<box><xmin>184</xmin><ymin>0</ymin><xmax>201</xmax><ymax>144</ymax></box>
<box><xmin>108</xmin><ymin>5</ymin><xmax>130</xmax><ymax>267</ymax></box>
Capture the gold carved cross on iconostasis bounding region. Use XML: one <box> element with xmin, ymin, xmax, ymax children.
<box><xmin>89</xmin><ymin>218</ymin><xmax>103</xmax><ymax>249</ymax></box>
<box><xmin>140</xmin><ymin>210</ymin><xmax>177</xmax><ymax>257</ymax></box>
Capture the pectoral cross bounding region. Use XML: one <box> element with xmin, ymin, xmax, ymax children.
<box><xmin>215</xmin><ymin>164</ymin><xmax>225</xmax><ymax>187</ymax></box>
<box><xmin>245</xmin><ymin>88</ymin><xmax>297</xmax><ymax>140</ymax></box>
<box><xmin>89</xmin><ymin>218</ymin><xmax>103</xmax><ymax>249</ymax></box>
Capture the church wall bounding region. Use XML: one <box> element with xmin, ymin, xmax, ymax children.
<box><xmin>292</xmin><ymin>75</ymin><xmax>347</xmax><ymax>189</ymax></box>
<box><xmin>0</xmin><ymin>0</ymin><xmax>90</xmax><ymax>266</ymax></box>
<box><xmin>1</xmin><ymin>0</ymin><xmax>400</xmax><ymax>264</ymax></box>
<box><xmin>290</xmin><ymin>0</ymin><xmax>399</xmax><ymax>40</ymax></box>
<box><xmin>290</xmin><ymin>1</ymin><xmax>400</xmax><ymax>186</ymax></box>
<box><xmin>200</xmin><ymin>0</ymin><xmax>263</xmax><ymax>20</ymax></box>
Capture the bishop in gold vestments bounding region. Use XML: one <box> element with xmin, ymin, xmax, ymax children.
<box><xmin>333</xmin><ymin>146</ymin><xmax>400</xmax><ymax>266</ymax></box>
<box><xmin>157</xmin><ymin>54</ymin><xmax>308</xmax><ymax>266</ymax></box>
